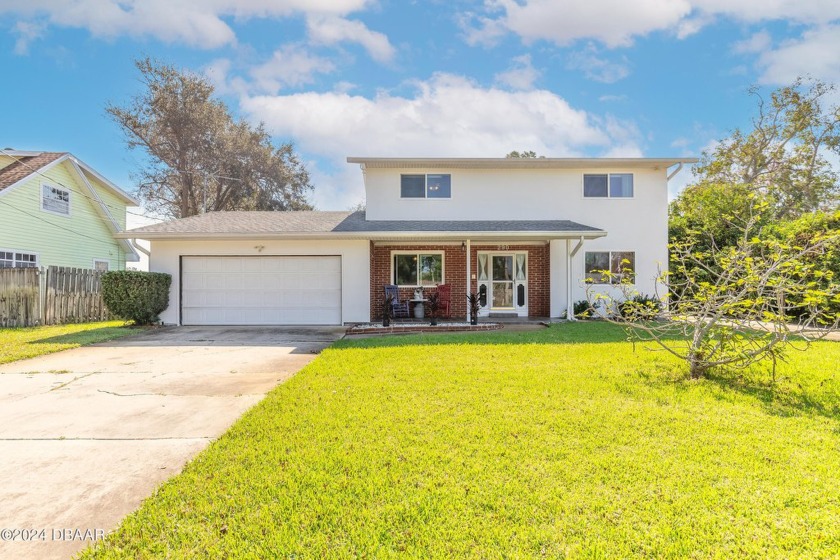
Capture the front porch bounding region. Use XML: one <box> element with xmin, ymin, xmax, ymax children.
<box><xmin>368</xmin><ymin>241</ymin><xmax>553</xmax><ymax>321</ymax></box>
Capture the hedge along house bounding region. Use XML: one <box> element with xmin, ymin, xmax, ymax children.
<box><xmin>120</xmin><ymin>157</ymin><xmax>696</xmax><ymax>326</ymax></box>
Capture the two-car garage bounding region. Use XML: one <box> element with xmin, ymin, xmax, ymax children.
<box><xmin>180</xmin><ymin>256</ymin><xmax>342</xmax><ymax>325</ymax></box>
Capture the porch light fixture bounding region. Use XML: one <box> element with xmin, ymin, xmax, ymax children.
<box><xmin>461</xmin><ymin>241</ymin><xmax>466</xmax><ymax>251</ymax></box>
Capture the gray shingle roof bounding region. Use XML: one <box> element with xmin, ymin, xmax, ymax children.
<box><xmin>124</xmin><ymin>210</ymin><xmax>603</xmax><ymax>237</ymax></box>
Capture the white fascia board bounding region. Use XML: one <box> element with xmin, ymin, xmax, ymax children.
<box><xmin>346</xmin><ymin>157</ymin><xmax>700</xmax><ymax>169</ymax></box>
<box><xmin>116</xmin><ymin>230</ymin><xmax>607</xmax><ymax>241</ymax></box>
<box><xmin>70</xmin><ymin>156</ymin><xmax>139</xmax><ymax>205</ymax></box>
<box><xmin>70</xmin><ymin>160</ymin><xmax>141</xmax><ymax>262</ymax></box>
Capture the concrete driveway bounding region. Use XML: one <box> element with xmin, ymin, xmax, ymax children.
<box><xmin>0</xmin><ymin>326</ymin><xmax>343</xmax><ymax>560</ymax></box>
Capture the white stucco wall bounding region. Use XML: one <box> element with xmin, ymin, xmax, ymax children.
<box><xmin>148</xmin><ymin>238</ymin><xmax>371</xmax><ymax>325</ymax></box>
<box><xmin>367</xmin><ymin>166</ymin><xmax>670</xmax><ymax>316</ymax></box>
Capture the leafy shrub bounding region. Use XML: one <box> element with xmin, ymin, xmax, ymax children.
<box><xmin>573</xmin><ymin>300</ymin><xmax>597</xmax><ymax>319</ymax></box>
<box><xmin>101</xmin><ymin>271</ymin><xmax>171</xmax><ymax>325</ymax></box>
<box><xmin>617</xmin><ymin>294</ymin><xmax>662</xmax><ymax>321</ymax></box>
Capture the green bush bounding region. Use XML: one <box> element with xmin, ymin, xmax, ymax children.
<box><xmin>101</xmin><ymin>271</ymin><xmax>171</xmax><ymax>325</ymax></box>
<box><xmin>617</xmin><ymin>294</ymin><xmax>662</xmax><ymax>321</ymax></box>
<box><xmin>573</xmin><ymin>300</ymin><xmax>597</xmax><ymax>319</ymax></box>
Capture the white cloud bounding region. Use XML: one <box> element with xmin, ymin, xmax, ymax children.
<box><xmin>12</xmin><ymin>20</ymin><xmax>45</xmax><ymax>54</ymax></box>
<box><xmin>463</xmin><ymin>0</ymin><xmax>840</xmax><ymax>49</ymax></box>
<box><xmin>0</xmin><ymin>0</ymin><xmax>382</xmax><ymax>53</ymax></box>
<box><xmin>249</xmin><ymin>45</ymin><xmax>336</xmax><ymax>93</ymax></box>
<box><xmin>306</xmin><ymin>15</ymin><xmax>395</xmax><ymax>63</ymax></box>
<box><xmin>599</xmin><ymin>94</ymin><xmax>627</xmax><ymax>103</ymax></box>
<box><xmin>733</xmin><ymin>30</ymin><xmax>772</xmax><ymax>54</ymax></box>
<box><xmin>240</xmin><ymin>73</ymin><xmax>645</xmax><ymax>209</ymax></box>
<box><xmin>494</xmin><ymin>54</ymin><xmax>540</xmax><ymax>90</ymax></box>
<box><xmin>465</xmin><ymin>0</ymin><xmax>693</xmax><ymax>48</ymax></box>
<box><xmin>755</xmin><ymin>25</ymin><xmax>840</xmax><ymax>85</ymax></box>
<box><xmin>566</xmin><ymin>44</ymin><xmax>631</xmax><ymax>83</ymax></box>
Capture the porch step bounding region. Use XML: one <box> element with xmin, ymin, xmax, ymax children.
<box><xmin>488</xmin><ymin>312</ymin><xmax>519</xmax><ymax>318</ymax></box>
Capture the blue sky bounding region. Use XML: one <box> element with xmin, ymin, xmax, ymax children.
<box><xmin>1</xmin><ymin>0</ymin><xmax>838</xmax><ymax>220</ymax></box>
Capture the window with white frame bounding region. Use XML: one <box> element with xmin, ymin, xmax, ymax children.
<box><xmin>585</xmin><ymin>251</ymin><xmax>635</xmax><ymax>284</ymax></box>
<box><xmin>393</xmin><ymin>252</ymin><xmax>444</xmax><ymax>286</ymax></box>
<box><xmin>42</xmin><ymin>183</ymin><xmax>70</xmax><ymax>215</ymax></box>
<box><xmin>94</xmin><ymin>260</ymin><xmax>109</xmax><ymax>272</ymax></box>
<box><xmin>583</xmin><ymin>173</ymin><xmax>633</xmax><ymax>198</ymax></box>
<box><xmin>400</xmin><ymin>174</ymin><xmax>451</xmax><ymax>198</ymax></box>
<box><xmin>0</xmin><ymin>250</ymin><xmax>38</xmax><ymax>268</ymax></box>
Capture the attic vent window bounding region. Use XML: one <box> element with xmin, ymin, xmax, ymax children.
<box><xmin>42</xmin><ymin>184</ymin><xmax>70</xmax><ymax>215</ymax></box>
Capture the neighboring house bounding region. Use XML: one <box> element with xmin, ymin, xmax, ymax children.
<box><xmin>0</xmin><ymin>150</ymin><xmax>140</xmax><ymax>271</ymax></box>
<box><xmin>122</xmin><ymin>157</ymin><xmax>696</xmax><ymax>326</ymax></box>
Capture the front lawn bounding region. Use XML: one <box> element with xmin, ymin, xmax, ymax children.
<box><xmin>0</xmin><ymin>321</ymin><xmax>136</xmax><ymax>365</ymax></box>
<box><xmin>82</xmin><ymin>323</ymin><xmax>840</xmax><ymax>558</ymax></box>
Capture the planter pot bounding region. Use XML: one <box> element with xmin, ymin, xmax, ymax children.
<box><xmin>382</xmin><ymin>318</ymin><xmax>390</xmax><ymax>327</ymax></box>
<box><xmin>430</xmin><ymin>318</ymin><xmax>438</xmax><ymax>326</ymax></box>
<box><xmin>470</xmin><ymin>318</ymin><xmax>478</xmax><ymax>326</ymax></box>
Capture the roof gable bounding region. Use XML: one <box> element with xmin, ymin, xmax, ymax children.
<box><xmin>0</xmin><ymin>150</ymin><xmax>137</xmax><ymax>205</ymax></box>
<box><xmin>0</xmin><ymin>152</ymin><xmax>66</xmax><ymax>191</ymax></box>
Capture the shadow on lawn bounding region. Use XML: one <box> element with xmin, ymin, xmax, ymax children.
<box><xmin>706</xmin><ymin>368</ymin><xmax>840</xmax><ymax>424</ymax></box>
<box><xmin>31</xmin><ymin>325</ymin><xmax>136</xmax><ymax>345</ymax></box>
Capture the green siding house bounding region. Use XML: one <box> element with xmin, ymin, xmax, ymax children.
<box><xmin>0</xmin><ymin>150</ymin><xmax>140</xmax><ymax>270</ymax></box>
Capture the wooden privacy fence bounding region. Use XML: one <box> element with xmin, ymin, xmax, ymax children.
<box><xmin>0</xmin><ymin>266</ymin><xmax>112</xmax><ymax>327</ymax></box>
<box><xmin>0</xmin><ymin>267</ymin><xmax>40</xmax><ymax>327</ymax></box>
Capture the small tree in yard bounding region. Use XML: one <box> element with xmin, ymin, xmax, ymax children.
<box><xmin>589</xmin><ymin>201</ymin><xmax>840</xmax><ymax>379</ymax></box>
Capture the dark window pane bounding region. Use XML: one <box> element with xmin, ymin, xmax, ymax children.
<box><xmin>585</xmin><ymin>251</ymin><xmax>610</xmax><ymax>283</ymax></box>
<box><xmin>394</xmin><ymin>254</ymin><xmax>418</xmax><ymax>285</ymax></box>
<box><xmin>400</xmin><ymin>175</ymin><xmax>425</xmax><ymax>198</ymax></box>
<box><xmin>610</xmin><ymin>174</ymin><xmax>633</xmax><ymax>197</ymax></box>
<box><xmin>584</xmin><ymin>174</ymin><xmax>608</xmax><ymax>197</ymax></box>
<box><xmin>610</xmin><ymin>251</ymin><xmax>635</xmax><ymax>283</ymax></box>
<box><xmin>419</xmin><ymin>254</ymin><xmax>443</xmax><ymax>285</ymax></box>
<box><xmin>426</xmin><ymin>174</ymin><xmax>451</xmax><ymax>198</ymax></box>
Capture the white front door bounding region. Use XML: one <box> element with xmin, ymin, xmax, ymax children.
<box><xmin>477</xmin><ymin>251</ymin><xmax>528</xmax><ymax>316</ymax></box>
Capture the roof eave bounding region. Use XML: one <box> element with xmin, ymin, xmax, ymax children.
<box><xmin>346</xmin><ymin>157</ymin><xmax>700</xmax><ymax>169</ymax></box>
<box><xmin>117</xmin><ymin>230</ymin><xmax>606</xmax><ymax>241</ymax></box>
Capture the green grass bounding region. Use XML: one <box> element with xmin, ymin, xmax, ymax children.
<box><xmin>0</xmin><ymin>321</ymin><xmax>137</xmax><ymax>365</ymax></box>
<box><xmin>82</xmin><ymin>322</ymin><xmax>840</xmax><ymax>559</ymax></box>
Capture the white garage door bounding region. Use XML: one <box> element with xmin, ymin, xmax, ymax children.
<box><xmin>181</xmin><ymin>256</ymin><xmax>342</xmax><ymax>325</ymax></box>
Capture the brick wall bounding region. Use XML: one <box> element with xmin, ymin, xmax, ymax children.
<box><xmin>370</xmin><ymin>243</ymin><xmax>468</xmax><ymax>319</ymax></box>
<box><xmin>370</xmin><ymin>242</ymin><xmax>551</xmax><ymax>319</ymax></box>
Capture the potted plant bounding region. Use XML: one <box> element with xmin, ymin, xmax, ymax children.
<box><xmin>426</xmin><ymin>291</ymin><xmax>441</xmax><ymax>326</ymax></box>
<box><xmin>382</xmin><ymin>293</ymin><xmax>393</xmax><ymax>327</ymax></box>
<box><xmin>467</xmin><ymin>292</ymin><xmax>481</xmax><ymax>325</ymax></box>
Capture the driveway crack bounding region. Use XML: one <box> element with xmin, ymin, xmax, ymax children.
<box><xmin>49</xmin><ymin>372</ymin><xmax>96</xmax><ymax>392</ymax></box>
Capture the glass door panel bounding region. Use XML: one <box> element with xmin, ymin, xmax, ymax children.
<box><xmin>491</xmin><ymin>255</ymin><xmax>514</xmax><ymax>308</ymax></box>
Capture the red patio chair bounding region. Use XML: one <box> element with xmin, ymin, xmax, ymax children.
<box><xmin>436</xmin><ymin>284</ymin><xmax>452</xmax><ymax>318</ymax></box>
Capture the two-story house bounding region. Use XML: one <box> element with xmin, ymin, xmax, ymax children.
<box><xmin>0</xmin><ymin>150</ymin><xmax>140</xmax><ymax>271</ymax></box>
<box><xmin>122</xmin><ymin>157</ymin><xmax>696</xmax><ymax>326</ymax></box>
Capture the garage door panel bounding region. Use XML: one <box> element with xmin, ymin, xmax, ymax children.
<box><xmin>181</xmin><ymin>256</ymin><xmax>342</xmax><ymax>325</ymax></box>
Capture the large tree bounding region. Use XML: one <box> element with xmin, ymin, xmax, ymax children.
<box><xmin>107</xmin><ymin>58</ymin><xmax>313</xmax><ymax>218</ymax></box>
<box><xmin>692</xmin><ymin>78</ymin><xmax>840</xmax><ymax>220</ymax></box>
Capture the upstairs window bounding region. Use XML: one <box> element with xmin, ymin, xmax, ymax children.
<box><xmin>583</xmin><ymin>173</ymin><xmax>633</xmax><ymax>198</ymax></box>
<box><xmin>0</xmin><ymin>250</ymin><xmax>38</xmax><ymax>268</ymax></box>
<box><xmin>585</xmin><ymin>251</ymin><xmax>635</xmax><ymax>284</ymax></box>
<box><xmin>42</xmin><ymin>184</ymin><xmax>70</xmax><ymax>215</ymax></box>
<box><xmin>400</xmin><ymin>174</ymin><xmax>451</xmax><ymax>198</ymax></box>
